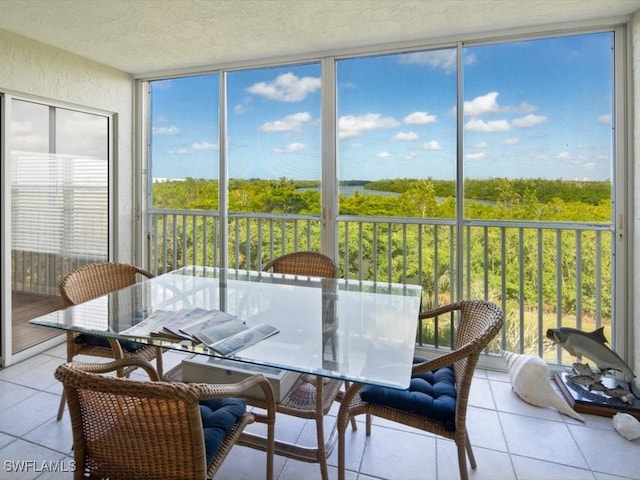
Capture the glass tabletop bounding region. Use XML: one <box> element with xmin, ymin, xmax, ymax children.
<box><xmin>30</xmin><ymin>266</ymin><xmax>422</xmax><ymax>389</ymax></box>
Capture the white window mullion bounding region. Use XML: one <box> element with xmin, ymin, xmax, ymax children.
<box><xmin>321</xmin><ymin>57</ymin><xmax>338</xmax><ymax>260</ymax></box>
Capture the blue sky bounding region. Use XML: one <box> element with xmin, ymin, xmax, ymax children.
<box><xmin>151</xmin><ymin>32</ymin><xmax>613</xmax><ymax>182</ymax></box>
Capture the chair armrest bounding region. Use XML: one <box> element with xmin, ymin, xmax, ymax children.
<box><xmin>67</xmin><ymin>357</ymin><xmax>160</xmax><ymax>380</ymax></box>
<box><xmin>418</xmin><ymin>301</ymin><xmax>462</xmax><ymax>321</ymax></box>
<box><xmin>195</xmin><ymin>374</ymin><xmax>273</xmax><ymax>401</ymax></box>
<box><xmin>414</xmin><ymin>301</ymin><xmax>483</xmax><ymax>375</ymax></box>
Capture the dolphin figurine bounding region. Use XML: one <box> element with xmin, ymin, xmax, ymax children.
<box><xmin>546</xmin><ymin>326</ymin><xmax>635</xmax><ymax>381</ymax></box>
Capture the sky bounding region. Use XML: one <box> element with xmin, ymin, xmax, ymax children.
<box><xmin>151</xmin><ymin>31</ymin><xmax>613</xmax><ymax>183</ymax></box>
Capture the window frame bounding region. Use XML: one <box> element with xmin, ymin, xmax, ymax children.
<box><xmin>137</xmin><ymin>22</ymin><xmax>630</xmax><ymax>360</ymax></box>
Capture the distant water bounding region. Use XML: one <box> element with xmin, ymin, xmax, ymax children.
<box><xmin>298</xmin><ymin>185</ymin><xmax>399</xmax><ymax>197</ymax></box>
<box><xmin>298</xmin><ymin>185</ymin><xmax>496</xmax><ymax>205</ymax></box>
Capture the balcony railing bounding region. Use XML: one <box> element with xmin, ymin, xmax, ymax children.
<box><xmin>11</xmin><ymin>251</ymin><xmax>106</xmax><ymax>297</ymax></box>
<box><xmin>147</xmin><ymin>209</ymin><xmax>614</xmax><ymax>365</ymax></box>
<box><xmin>11</xmin><ymin>208</ymin><xmax>611</xmax><ymax>365</ymax></box>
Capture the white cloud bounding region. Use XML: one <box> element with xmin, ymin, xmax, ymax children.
<box><xmin>464</xmin><ymin>118</ymin><xmax>510</xmax><ymax>132</ymax></box>
<box><xmin>459</xmin><ymin>93</ymin><xmax>538</xmax><ymax>117</ymax></box>
<box><xmin>287</xmin><ymin>112</ymin><xmax>312</xmax><ymax>123</ymax></box>
<box><xmin>598</xmin><ymin>114</ymin><xmax>611</xmax><ymax>124</ymax></box>
<box><xmin>234</xmin><ymin>97</ymin><xmax>253</xmax><ymax>114</ymax></box>
<box><xmin>398</xmin><ymin>49</ymin><xmax>477</xmax><ymax>74</ymax></box>
<box><xmin>509</xmin><ymin>102</ymin><xmax>537</xmax><ymax>113</ymax></box>
<box><xmin>502</xmin><ymin>137</ymin><xmax>520</xmax><ymax>145</ymax></box>
<box><xmin>274</xmin><ymin>142</ymin><xmax>306</xmax><ymax>154</ymax></box>
<box><xmin>422</xmin><ymin>140</ymin><xmax>442</xmax><ymax>150</ymax></box>
<box><xmin>246</xmin><ymin>72</ymin><xmax>321</xmax><ymax>102</ymax></box>
<box><xmin>376</xmin><ymin>151</ymin><xmax>391</xmax><ymax>158</ymax></box>
<box><xmin>169</xmin><ymin>148</ymin><xmax>190</xmax><ymax>155</ymax></box>
<box><xmin>338</xmin><ymin>113</ymin><xmax>401</xmax><ymax>139</ymax></box>
<box><xmin>471</xmin><ymin>141</ymin><xmax>488</xmax><ymax>148</ymax></box>
<box><xmin>464</xmin><ymin>92</ymin><xmax>500</xmax><ymax>116</ymax></box>
<box><xmin>465</xmin><ymin>152</ymin><xmax>486</xmax><ymax>160</ymax></box>
<box><xmin>167</xmin><ymin>141</ymin><xmax>217</xmax><ymax>154</ymax></box>
<box><xmin>404</xmin><ymin>111</ymin><xmax>437</xmax><ymax>124</ymax></box>
<box><xmin>192</xmin><ymin>142</ymin><xmax>218</xmax><ymax>150</ymax></box>
<box><xmin>393</xmin><ymin>131</ymin><xmax>419</xmax><ymax>141</ymax></box>
<box><xmin>153</xmin><ymin>126</ymin><xmax>179</xmax><ymax>135</ymax></box>
<box><xmin>512</xmin><ymin>114</ymin><xmax>548</xmax><ymax>128</ymax></box>
<box><xmin>557</xmin><ymin>151</ymin><xmax>572</xmax><ymax>160</ymax></box>
<box><xmin>260</xmin><ymin>112</ymin><xmax>312</xmax><ymax>132</ymax></box>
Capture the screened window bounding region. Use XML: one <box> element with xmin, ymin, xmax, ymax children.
<box><xmin>227</xmin><ymin>63</ymin><xmax>322</xmax><ymax>215</ymax></box>
<box><xmin>144</xmin><ymin>29</ymin><xmax>622</xmax><ymax>358</ymax></box>
<box><xmin>150</xmin><ymin>74</ymin><xmax>220</xmax><ymax>198</ymax></box>
<box><xmin>337</xmin><ymin>49</ymin><xmax>458</xmax><ymax>217</ymax></box>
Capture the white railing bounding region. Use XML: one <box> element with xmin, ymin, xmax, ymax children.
<box><xmin>146</xmin><ymin>209</ymin><xmax>614</xmax><ymax>362</ymax></box>
<box><xmin>10</xmin><ymin>252</ymin><xmax>106</xmax><ymax>297</ymax></box>
<box><xmin>12</xmin><ymin>209</ymin><xmax>611</xmax><ymax>362</ymax></box>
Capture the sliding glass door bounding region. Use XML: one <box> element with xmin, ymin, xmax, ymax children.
<box><xmin>10</xmin><ymin>99</ymin><xmax>110</xmax><ymax>355</ymax></box>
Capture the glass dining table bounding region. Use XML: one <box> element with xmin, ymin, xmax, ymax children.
<box><xmin>30</xmin><ymin>265</ymin><xmax>423</xmax><ymax>390</ymax></box>
<box><xmin>31</xmin><ymin>265</ymin><xmax>422</xmax><ymax>477</ymax></box>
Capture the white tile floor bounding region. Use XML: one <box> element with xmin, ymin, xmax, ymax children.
<box><xmin>0</xmin><ymin>343</ymin><xmax>638</xmax><ymax>480</ymax></box>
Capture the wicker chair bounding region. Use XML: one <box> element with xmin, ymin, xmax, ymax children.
<box><xmin>57</xmin><ymin>262</ymin><xmax>165</xmax><ymax>421</ymax></box>
<box><xmin>55</xmin><ymin>358</ymin><xmax>276</xmax><ymax>480</ymax></box>
<box><xmin>263</xmin><ymin>251</ymin><xmax>339</xmax><ymax>279</ymax></box>
<box><xmin>337</xmin><ymin>300</ymin><xmax>504</xmax><ymax>480</ymax></box>
<box><xmin>261</xmin><ymin>251</ymin><xmax>354</xmax><ymax>480</ymax></box>
<box><xmin>263</xmin><ymin>251</ymin><xmax>340</xmax><ymax>355</ymax></box>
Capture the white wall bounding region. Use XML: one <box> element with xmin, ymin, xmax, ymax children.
<box><xmin>0</xmin><ymin>28</ymin><xmax>135</xmax><ymax>262</ymax></box>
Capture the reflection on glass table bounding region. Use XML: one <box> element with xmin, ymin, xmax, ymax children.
<box><xmin>31</xmin><ymin>265</ymin><xmax>422</xmax><ymax>390</ymax></box>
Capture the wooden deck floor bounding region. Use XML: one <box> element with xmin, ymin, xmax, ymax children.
<box><xmin>12</xmin><ymin>293</ymin><xmax>66</xmax><ymax>354</ymax></box>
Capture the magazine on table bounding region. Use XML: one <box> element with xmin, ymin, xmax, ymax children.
<box><xmin>194</xmin><ymin>320</ymin><xmax>280</xmax><ymax>357</ymax></box>
<box><xmin>119</xmin><ymin>309</ymin><xmax>177</xmax><ymax>339</ymax></box>
<box><xmin>163</xmin><ymin>308</ymin><xmax>238</xmax><ymax>341</ymax></box>
<box><xmin>120</xmin><ymin>307</ymin><xmax>239</xmax><ymax>341</ymax></box>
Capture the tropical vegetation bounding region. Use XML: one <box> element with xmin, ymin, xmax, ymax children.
<box><xmin>151</xmin><ymin>177</ymin><xmax>612</xmax><ymax>358</ymax></box>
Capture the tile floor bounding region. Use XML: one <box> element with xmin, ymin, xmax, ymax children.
<box><xmin>0</xmin><ymin>343</ymin><xmax>638</xmax><ymax>480</ymax></box>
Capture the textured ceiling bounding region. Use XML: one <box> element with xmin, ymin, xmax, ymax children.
<box><xmin>0</xmin><ymin>0</ymin><xmax>638</xmax><ymax>75</ymax></box>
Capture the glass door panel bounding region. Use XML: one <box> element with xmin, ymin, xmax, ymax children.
<box><xmin>148</xmin><ymin>74</ymin><xmax>220</xmax><ymax>272</ymax></box>
<box><xmin>226</xmin><ymin>63</ymin><xmax>322</xmax><ymax>268</ymax></box>
<box><xmin>11</xmin><ymin>99</ymin><xmax>109</xmax><ymax>354</ymax></box>
<box><xmin>336</xmin><ymin>49</ymin><xmax>458</xmax><ymax>307</ymax></box>
<box><xmin>462</xmin><ymin>33</ymin><xmax>615</xmax><ymax>358</ymax></box>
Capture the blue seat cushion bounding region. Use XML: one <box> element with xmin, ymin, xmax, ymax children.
<box><xmin>74</xmin><ymin>333</ymin><xmax>146</xmax><ymax>353</ymax></box>
<box><xmin>360</xmin><ymin>356</ymin><xmax>457</xmax><ymax>432</ymax></box>
<box><xmin>199</xmin><ymin>397</ymin><xmax>247</xmax><ymax>464</ymax></box>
